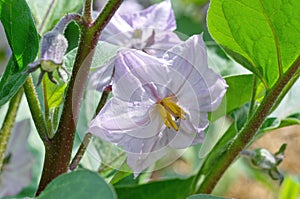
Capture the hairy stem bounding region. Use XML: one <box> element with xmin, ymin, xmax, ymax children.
<box><xmin>36</xmin><ymin>0</ymin><xmax>122</xmax><ymax>195</ymax></box>
<box><xmin>24</xmin><ymin>76</ymin><xmax>49</xmax><ymax>143</ymax></box>
<box><xmin>0</xmin><ymin>88</ymin><xmax>23</xmax><ymax>171</ymax></box>
<box><xmin>196</xmin><ymin>56</ymin><xmax>300</xmax><ymax>193</ymax></box>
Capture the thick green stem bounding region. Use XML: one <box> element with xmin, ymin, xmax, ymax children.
<box><xmin>24</xmin><ymin>76</ymin><xmax>49</xmax><ymax>142</ymax></box>
<box><xmin>0</xmin><ymin>88</ymin><xmax>23</xmax><ymax>171</ymax></box>
<box><xmin>36</xmin><ymin>0</ymin><xmax>122</xmax><ymax>195</ymax></box>
<box><xmin>196</xmin><ymin>56</ymin><xmax>300</xmax><ymax>193</ymax></box>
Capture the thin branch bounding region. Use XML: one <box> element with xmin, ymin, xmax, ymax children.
<box><xmin>42</xmin><ymin>79</ymin><xmax>53</xmax><ymax>138</ymax></box>
<box><xmin>93</xmin><ymin>0</ymin><xmax>123</xmax><ymax>32</ymax></box>
<box><xmin>248</xmin><ymin>76</ymin><xmax>258</xmax><ymax>118</ymax></box>
<box><xmin>83</xmin><ymin>0</ymin><xmax>93</xmax><ymax>24</ymax></box>
<box><xmin>0</xmin><ymin>88</ymin><xmax>23</xmax><ymax>171</ymax></box>
<box><xmin>69</xmin><ymin>89</ymin><xmax>110</xmax><ymax>170</ymax></box>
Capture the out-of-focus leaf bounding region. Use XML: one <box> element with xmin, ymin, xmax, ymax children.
<box><xmin>0</xmin><ymin>0</ymin><xmax>39</xmax><ymax>107</ymax></box>
<box><xmin>208</xmin><ymin>0</ymin><xmax>300</xmax><ymax>88</ymax></box>
<box><xmin>26</xmin><ymin>0</ymin><xmax>82</xmax><ymax>34</ymax></box>
<box><xmin>0</xmin><ymin>119</ymin><xmax>34</xmax><ymax>198</ymax></box>
<box><xmin>199</xmin><ymin>124</ymin><xmax>237</xmax><ymax>175</ymax></box>
<box><xmin>115</xmin><ymin>177</ymin><xmax>193</xmax><ymax>199</ymax></box>
<box><xmin>187</xmin><ymin>194</ymin><xmax>233</xmax><ymax>199</ymax></box>
<box><xmin>93</xmin><ymin>137</ymin><xmax>127</xmax><ymax>175</ymax></box>
<box><xmin>255</xmin><ymin>113</ymin><xmax>300</xmax><ymax>141</ymax></box>
<box><xmin>37</xmin><ymin>169</ymin><xmax>117</xmax><ymax>199</ymax></box>
<box><xmin>211</xmin><ymin>74</ymin><xmax>253</xmax><ymax>121</ymax></box>
<box><xmin>279</xmin><ymin>176</ymin><xmax>300</xmax><ymax>199</ymax></box>
<box><xmin>229</xmin><ymin>104</ymin><xmax>249</xmax><ymax>132</ymax></box>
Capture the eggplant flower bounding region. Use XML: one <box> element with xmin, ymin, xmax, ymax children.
<box><xmin>89</xmin><ymin>35</ymin><xmax>227</xmax><ymax>176</ymax></box>
<box><xmin>89</xmin><ymin>0</ymin><xmax>182</xmax><ymax>91</ymax></box>
<box><xmin>0</xmin><ymin>120</ymin><xmax>34</xmax><ymax>197</ymax></box>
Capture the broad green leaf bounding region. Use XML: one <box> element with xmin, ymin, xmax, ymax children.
<box><xmin>38</xmin><ymin>169</ymin><xmax>117</xmax><ymax>199</ymax></box>
<box><xmin>187</xmin><ymin>194</ymin><xmax>233</xmax><ymax>199</ymax></box>
<box><xmin>0</xmin><ymin>59</ymin><xmax>28</xmax><ymax>107</ymax></box>
<box><xmin>0</xmin><ymin>0</ymin><xmax>39</xmax><ymax>107</ymax></box>
<box><xmin>0</xmin><ymin>0</ymin><xmax>38</xmax><ymax>69</ymax></box>
<box><xmin>26</xmin><ymin>0</ymin><xmax>82</xmax><ymax>34</ymax></box>
<box><xmin>207</xmin><ymin>0</ymin><xmax>300</xmax><ymax>88</ymax></box>
<box><xmin>115</xmin><ymin>177</ymin><xmax>193</xmax><ymax>199</ymax></box>
<box><xmin>279</xmin><ymin>176</ymin><xmax>300</xmax><ymax>199</ymax></box>
<box><xmin>211</xmin><ymin>74</ymin><xmax>253</xmax><ymax>120</ymax></box>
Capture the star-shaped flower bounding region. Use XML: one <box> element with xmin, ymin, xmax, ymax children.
<box><xmin>89</xmin><ymin>35</ymin><xmax>227</xmax><ymax>176</ymax></box>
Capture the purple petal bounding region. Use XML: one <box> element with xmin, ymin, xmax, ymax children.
<box><xmin>113</xmin><ymin>49</ymin><xmax>173</xmax><ymax>101</ymax></box>
<box><xmin>100</xmin><ymin>13</ymin><xmax>134</xmax><ymax>45</ymax></box>
<box><xmin>122</xmin><ymin>0</ymin><xmax>176</xmax><ymax>31</ymax></box>
<box><xmin>165</xmin><ymin>34</ymin><xmax>227</xmax><ymax>111</ymax></box>
<box><xmin>144</xmin><ymin>31</ymin><xmax>182</xmax><ymax>57</ymax></box>
<box><xmin>0</xmin><ymin>120</ymin><xmax>34</xmax><ymax>197</ymax></box>
<box><xmin>88</xmin><ymin>59</ymin><xmax>115</xmax><ymax>91</ymax></box>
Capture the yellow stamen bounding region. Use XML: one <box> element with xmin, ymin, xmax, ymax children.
<box><xmin>161</xmin><ymin>98</ymin><xmax>185</xmax><ymax>120</ymax></box>
<box><xmin>158</xmin><ymin>97</ymin><xmax>186</xmax><ymax>131</ymax></box>
<box><xmin>166</xmin><ymin>110</ymin><xmax>178</xmax><ymax>131</ymax></box>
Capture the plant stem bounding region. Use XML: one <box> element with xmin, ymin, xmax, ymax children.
<box><xmin>248</xmin><ymin>76</ymin><xmax>257</xmax><ymax>118</ymax></box>
<box><xmin>196</xmin><ymin>56</ymin><xmax>300</xmax><ymax>193</ymax></box>
<box><xmin>36</xmin><ymin>0</ymin><xmax>122</xmax><ymax>195</ymax></box>
<box><xmin>83</xmin><ymin>0</ymin><xmax>93</xmax><ymax>24</ymax></box>
<box><xmin>69</xmin><ymin>89</ymin><xmax>110</xmax><ymax>170</ymax></box>
<box><xmin>0</xmin><ymin>88</ymin><xmax>23</xmax><ymax>171</ymax></box>
<box><xmin>24</xmin><ymin>76</ymin><xmax>49</xmax><ymax>143</ymax></box>
<box><xmin>42</xmin><ymin>79</ymin><xmax>53</xmax><ymax>138</ymax></box>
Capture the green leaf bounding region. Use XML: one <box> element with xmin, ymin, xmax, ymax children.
<box><xmin>0</xmin><ymin>59</ymin><xmax>28</xmax><ymax>107</ymax></box>
<box><xmin>279</xmin><ymin>176</ymin><xmax>300</xmax><ymax>199</ymax></box>
<box><xmin>255</xmin><ymin>113</ymin><xmax>300</xmax><ymax>140</ymax></box>
<box><xmin>0</xmin><ymin>0</ymin><xmax>39</xmax><ymax>69</ymax></box>
<box><xmin>45</xmin><ymin>78</ymin><xmax>67</xmax><ymax>108</ymax></box>
<box><xmin>211</xmin><ymin>74</ymin><xmax>253</xmax><ymax>121</ymax></box>
<box><xmin>37</xmin><ymin>169</ymin><xmax>117</xmax><ymax>199</ymax></box>
<box><xmin>0</xmin><ymin>0</ymin><xmax>39</xmax><ymax>107</ymax></box>
<box><xmin>199</xmin><ymin>124</ymin><xmax>237</xmax><ymax>175</ymax></box>
<box><xmin>115</xmin><ymin>177</ymin><xmax>194</xmax><ymax>199</ymax></box>
<box><xmin>26</xmin><ymin>0</ymin><xmax>82</xmax><ymax>34</ymax></box>
<box><xmin>207</xmin><ymin>0</ymin><xmax>300</xmax><ymax>88</ymax></box>
<box><xmin>187</xmin><ymin>194</ymin><xmax>233</xmax><ymax>199</ymax></box>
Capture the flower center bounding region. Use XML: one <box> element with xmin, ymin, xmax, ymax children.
<box><xmin>157</xmin><ymin>97</ymin><xmax>185</xmax><ymax>131</ymax></box>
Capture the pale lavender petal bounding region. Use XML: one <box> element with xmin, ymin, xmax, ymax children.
<box><xmin>0</xmin><ymin>119</ymin><xmax>34</xmax><ymax>198</ymax></box>
<box><xmin>165</xmin><ymin>34</ymin><xmax>227</xmax><ymax>111</ymax></box>
<box><xmin>117</xmin><ymin>0</ymin><xmax>143</xmax><ymax>15</ymax></box>
<box><xmin>144</xmin><ymin>31</ymin><xmax>182</xmax><ymax>57</ymax></box>
<box><xmin>113</xmin><ymin>49</ymin><xmax>174</xmax><ymax>100</ymax></box>
<box><xmin>122</xmin><ymin>0</ymin><xmax>176</xmax><ymax>31</ymax></box>
<box><xmin>88</xmin><ymin>59</ymin><xmax>115</xmax><ymax>91</ymax></box>
<box><xmin>89</xmin><ymin>98</ymin><xmax>164</xmax><ymax>138</ymax></box>
<box><xmin>100</xmin><ymin>13</ymin><xmax>134</xmax><ymax>45</ymax></box>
